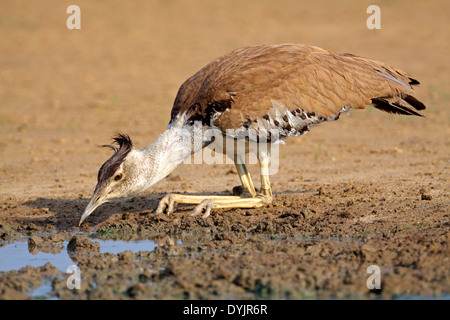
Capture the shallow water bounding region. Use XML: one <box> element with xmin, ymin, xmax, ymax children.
<box><xmin>0</xmin><ymin>236</ymin><xmax>176</xmax><ymax>299</ymax></box>
<box><xmin>1</xmin><ymin>234</ymin><xmax>448</xmax><ymax>300</ymax></box>
<box><xmin>0</xmin><ymin>237</ymin><xmax>163</xmax><ymax>273</ymax></box>
<box><xmin>0</xmin><ymin>241</ymin><xmax>73</xmax><ymax>272</ymax></box>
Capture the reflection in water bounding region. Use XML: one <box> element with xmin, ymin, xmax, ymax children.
<box><xmin>0</xmin><ymin>241</ymin><xmax>73</xmax><ymax>272</ymax></box>
<box><xmin>0</xmin><ymin>235</ymin><xmax>182</xmax><ymax>273</ymax></box>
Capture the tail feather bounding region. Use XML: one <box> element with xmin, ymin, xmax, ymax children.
<box><xmin>371</xmin><ymin>94</ymin><xmax>426</xmax><ymax>117</ymax></box>
<box><xmin>408</xmin><ymin>78</ymin><xmax>420</xmax><ymax>86</ymax></box>
<box><xmin>403</xmin><ymin>94</ymin><xmax>426</xmax><ymax>110</ymax></box>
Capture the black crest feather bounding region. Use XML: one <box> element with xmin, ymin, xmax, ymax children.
<box><xmin>113</xmin><ymin>133</ymin><xmax>133</xmax><ymax>150</ymax></box>
<box><xmin>97</xmin><ymin>133</ymin><xmax>133</xmax><ymax>183</ymax></box>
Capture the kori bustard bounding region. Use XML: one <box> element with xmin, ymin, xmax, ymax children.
<box><xmin>78</xmin><ymin>43</ymin><xmax>425</xmax><ymax>225</ymax></box>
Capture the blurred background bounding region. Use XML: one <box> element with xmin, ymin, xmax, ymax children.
<box><xmin>0</xmin><ymin>0</ymin><xmax>448</xmax><ymax>200</ymax></box>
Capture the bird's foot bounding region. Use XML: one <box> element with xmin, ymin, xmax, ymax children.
<box><xmin>155</xmin><ymin>193</ymin><xmax>270</xmax><ymax>218</ymax></box>
<box><xmin>191</xmin><ymin>199</ymin><xmax>214</xmax><ymax>218</ymax></box>
<box><xmin>256</xmin><ymin>188</ymin><xmax>273</xmax><ymax>204</ymax></box>
<box><xmin>155</xmin><ymin>194</ymin><xmax>215</xmax><ymax>218</ymax></box>
<box><xmin>155</xmin><ymin>194</ymin><xmax>177</xmax><ymax>215</ymax></box>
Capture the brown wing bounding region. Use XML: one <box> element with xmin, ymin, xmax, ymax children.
<box><xmin>170</xmin><ymin>44</ymin><xmax>425</xmax><ymax>133</ymax></box>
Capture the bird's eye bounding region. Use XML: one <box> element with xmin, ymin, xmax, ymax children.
<box><xmin>114</xmin><ymin>173</ymin><xmax>123</xmax><ymax>181</ymax></box>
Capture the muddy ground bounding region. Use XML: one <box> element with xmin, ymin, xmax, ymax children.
<box><xmin>0</xmin><ymin>1</ymin><xmax>449</xmax><ymax>299</ymax></box>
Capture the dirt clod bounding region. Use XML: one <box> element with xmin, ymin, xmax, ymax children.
<box><xmin>67</xmin><ymin>235</ymin><xmax>100</xmax><ymax>252</ymax></box>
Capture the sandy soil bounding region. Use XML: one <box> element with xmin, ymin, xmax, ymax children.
<box><xmin>0</xmin><ymin>0</ymin><xmax>449</xmax><ymax>299</ymax></box>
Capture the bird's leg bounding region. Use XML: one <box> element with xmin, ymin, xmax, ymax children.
<box><xmin>156</xmin><ymin>194</ymin><xmax>266</xmax><ymax>218</ymax></box>
<box><xmin>234</xmin><ymin>154</ymin><xmax>256</xmax><ymax>198</ymax></box>
<box><xmin>189</xmin><ymin>150</ymin><xmax>274</xmax><ymax>217</ymax></box>
<box><xmin>256</xmin><ymin>145</ymin><xmax>273</xmax><ymax>201</ymax></box>
<box><xmin>155</xmin><ymin>154</ymin><xmax>271</xmax><ymax>217</ymax></box>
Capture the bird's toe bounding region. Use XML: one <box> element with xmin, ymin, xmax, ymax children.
<box><xmin>256</xmin><ymin>192</ymin><xmax>273</xmax><ymax>204</ymax></box>
<box><xmin>155</xmin><ymin>194</ymin><xmax>177</xmax><ymax>215</ymax></box>
<box><xmin>191</xmin><ymin>199</ymin><xmax>213</xmax><ymax>219</ymax></box>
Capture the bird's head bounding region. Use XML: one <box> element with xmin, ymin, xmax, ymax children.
<box><xmin>79</xmin><ymin>133</ymin><xmax>146</xmax><ymax>226</ymax></box>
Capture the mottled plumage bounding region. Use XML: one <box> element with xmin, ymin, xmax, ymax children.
<box><xmin>171</xmin><ymin>44</ymin><xmax>424</xmax><ymax>139</ymax></box>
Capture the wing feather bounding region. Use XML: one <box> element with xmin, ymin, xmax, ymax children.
<box><xmin>170</xmin><ymin>43</ymin><xmax>425</xmax><ymax>132</ymax></box>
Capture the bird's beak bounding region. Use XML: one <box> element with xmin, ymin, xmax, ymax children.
<box><xmin>78</xmin><ymin>187</ymin><xmax>109</xmax><ymax>226</ymax></box>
